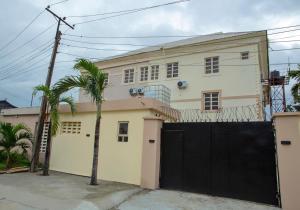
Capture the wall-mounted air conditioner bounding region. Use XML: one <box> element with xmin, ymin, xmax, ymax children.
<box><xmin>177</xmin><ymin>81</ymin><xmax>188</xmax><ymax>89</ymax></box>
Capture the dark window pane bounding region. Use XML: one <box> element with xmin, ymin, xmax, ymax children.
<box><xmin>124</xmin><ymin>136</ymin><xmax>128</xmax><ymax>142</ymax></box>
<box><xmin>119</xmin><ymin>122</ymin><xmax>128</xmax><ymax>135</ymax></box>
<box><xmin>118</xmin><ymin>136</ymin><xmax>123</xmax><ymax>142</ymax></box>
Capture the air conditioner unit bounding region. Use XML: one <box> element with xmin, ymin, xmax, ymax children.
<box><xmin>129</xmin><ymin>88</ymin><xmax>137</xmax><ymax>96</ymax></box>
<box><xmin>137</xmin><ymin>87</ymin><xmax>144</xmax><ymax>95</ymax></box>
<box><xmin>177</xmin><ymin>81</ymin><xmax>188</xmax><ymax>89</ymax></box>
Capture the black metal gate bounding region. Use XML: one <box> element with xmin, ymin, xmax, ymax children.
<box><xmin>160</xmin><ymin>122</ymin><xmax>278</xmax><ymax>206</ymax></box>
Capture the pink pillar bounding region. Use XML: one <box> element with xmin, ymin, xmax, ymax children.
<box><xmin>141</xmin><ymin>117</ymin><xmax>164</xmax><ymax>189</ymax></box>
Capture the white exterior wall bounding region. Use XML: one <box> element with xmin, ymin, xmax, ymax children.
<box><xmin>79</xmin><ymin>33</ymin><xmax>268</xmax><ymax>120</ymax></box>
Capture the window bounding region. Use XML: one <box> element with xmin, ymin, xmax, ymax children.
<box><xmin>241</xmin><ymin>51</ymin><xmax>249</xmax><ymax>60</ymax></box>
<box><xmin>205</xmin><ymin>57</ymin><xmax>219</xmax><ymax>74</ymax></box>
<box><xmin>204</xmin><ymin>92</ymin><xmax>220</xmax><ymax>111</ymax></box>
<box><xmin>118</xmin><ymin>122</ymin><xmax>128</xmax><ymax>142</ymax></box>
<box><xmin>61</xmin><ymin>122</ymin><xmax>81</xmax><ymax>134</ymax></box>
<box><xmin>103</xmin><ymin>73</ymin><xmax>109</xmax><ymax>86</ymax></box>
<box><xmin>150</xmin><ymin>65</ymin><xmax>159</xmax><ymax>80</ymax></box>
<box><xmin>140</xmin><ymin>66</ymin><xmax>149</xmax><ymax>81</ymax></box>
<box><xmin>40</xmin><ymin>122</ymin><xmax>50</xmax><ymax>153</ymax></box>
<box><xmin>124</xmin><ymin>69</ymin><xmax>135</xmax><ymax>83</ymax></box>
<box><xmin>166</xmin><ymin>62</ymin><xmax>178</xmax><ymax>78</ymax></box>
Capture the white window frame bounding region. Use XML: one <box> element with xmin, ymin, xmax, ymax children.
<box><xmin>140</xmin><ymin>66</ymin><xmax>149</xmax><ymax>82</ymax></box>
<box><xmin>205</xmin><ymin>56</ymin><xmax>219</xmax><ymax>74</ymax></box>
<box><xmin>150</xmin><ymin>65</ymin><xmax>159</xmax><ymax>80</ymax></box>
<box><xmin>241</xmin><ymin>51</ymin><xmax>249</xmax><ymax>60</ymax></box>
<box><xmin>203</xmin><ymin>92</ymin><xmax>220</xmax><ymax>111</ymax></box>
<box><xmin>166</xmin><ymin>62</ymin><xmax>179</xmax><ymax>78</ymax></box>
<box><xmin>118</xmin><ymin>121</ymin><xmax>129</xmax><ymax>142</ymax></box>
<box><xmin>123</xmin><ymin>69</ymin><xmax>135</xmax><ymax>84</ymax></box>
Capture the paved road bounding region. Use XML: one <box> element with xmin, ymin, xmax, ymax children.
<box><xmin>0</xmin><ymin>172</ymin><xmax>281</xmax><ymax>210</ymax></box>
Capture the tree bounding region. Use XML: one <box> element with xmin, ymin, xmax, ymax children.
<box><xmin>54</xmin><ymin>59</ymin><xmax>107</xmax><ymax>185</ymax></box>
<box><xmin>33</xmin><ymin>85</ymin><xmax>75</xmax><ymax>176</ymax></box>
<box><xmin>0</xmin><ymin>123</ymin><xmax>32</xmax><ymax>169</ymax></box>
<box><xmin>288</xmin><ymin>67</ymin><xmax>300</xmax><ymax>103</ymax></box>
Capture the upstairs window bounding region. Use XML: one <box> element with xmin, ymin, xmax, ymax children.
<box><xmin>124</xmin><ymin>69</ymin><xmax>134</xmax><ymax>84</ymax></box>
<box><xmin>204</xmin><ymin>92</ymin><xmax>220</xmax><ymax>111</ymax></box>
<box><xmin>205</xmin><ymin>57</ymin><xmax>219</xmax><ymax>74</ymax></box>
<box><xmin>118</xmin><ymin>122</ymin><xmax>128</xmax><ymax>142</ymax></box>
<box><xmin>140</xmin><ymin>66</ymin><xmax>149</xmax><ymax>81</ymax></box>
<box><xmin>150</xmin><ymin>65</ymin><xmax>159</xmax><ymax>80</ymax></box>
<box><xmin>103</xmin><ymin>73</ymin><xmax>109</xmax><ymax>86</ymax></box>
<box><xmin>241</xmin><ymin>51</ymin><xmax>249</xmax><ymax>60</ymax></box>
<box><xmin>166</xmin><ymin>62</ymin><xmax>178</xmax><ymax>78</ymax></box>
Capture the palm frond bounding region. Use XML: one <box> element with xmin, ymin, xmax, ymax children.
<box><xmin>54</xmin><ymin>75</ymin><xmax>89</xmax><ymax>94</ymax></box>
<box><xmin>59</xmin><ymin>96</ymin><xmax>76</xmax><ymax>114</ymax></box>
<box><xmin>33</xmin><ymin>85</ymin><xmax>51</xmax><ymax>97</ymax></box>
<box><xmin>74</xmin><ymin>59</ymin><xmax>99</xmax><ymax>77</ymax></box>
<box><xmin>291</xmin><ymin>83</ymin><xmax>300</xmax><ymax>103</ymax></box>
<box><xmin>12</xmin><ymin>124</ymin><xmax>30</xmax><ymax>136</ymax></box>
<box><xmin>288</xmin><ymin>70</ymin><xmax>300</xmax><ymax>82</ymax></box>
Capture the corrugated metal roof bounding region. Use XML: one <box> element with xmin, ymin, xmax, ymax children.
<box><xmin>96</xmin><ymin>31</ymin><xmax>263</xmax><ymax>62</ymax></box>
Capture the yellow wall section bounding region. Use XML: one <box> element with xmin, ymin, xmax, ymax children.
<box><xmin>50</xmin><ymin>109</ymin><xmax>151</xmax><ymax>185</ymax></box>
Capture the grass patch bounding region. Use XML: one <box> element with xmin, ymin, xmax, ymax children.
<box><xmin>0</xmin><ymin>162</ymin><xmax>6</xmax><ymax>170</ymax></box>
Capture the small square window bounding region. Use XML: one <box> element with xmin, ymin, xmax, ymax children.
<box><xmin>241</xmin><ymin>52</ymin><xmax>249</xmax><ymax>60</ymax></box>
<box><xmin>166</xmin><ymin>62</ymin><xmax>178</xmax><ymax>78</ymax></box>
<box><xmin>118</xmin><ymin>122</ymin><xmax>129</xmax><ymax>142</ymax></box>
<box><xmin>205</xmin><ymin>57</ymin><xmax>219</xmax><ymax>74</ymax></box>
<box><xmin>124</xmin><ymin>69</ymin><xmax>134</xmax><ymax>83</ymax></box>
<box><xmin>203</xmin><ymin>92</ymin><xmax>220</xmax><ymax>111</ymax></box>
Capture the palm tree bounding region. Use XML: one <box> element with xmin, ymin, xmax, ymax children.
<box><xmin>54</xmin><ymin>59</ymin><xmax>107</xmax><ymax>185</ymax></box>
<box><xmin>288</xmin><ymin>67</ymin><xmax>300</xmax><ymax>103</ymax></box>
<box><xmin>33</xmin><ymin>85</ymin><xmax>75</xmax><ymax>176</ymax></box>
<box><xmin>0</xmin><ymin>123</ymin><xmax>32</xmax><ymax>169</ymax></box>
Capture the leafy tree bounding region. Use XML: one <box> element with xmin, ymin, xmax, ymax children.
<box><xmin>33</xmin><ymin>85</ymin><xmax>75</xmax><ymax>176</ymax></box>
<box><xmin>288</xmin><ymin>67</ymin><xmax>300</xmax><ymax>103</ymax></box>
<box><xmin>54</xmin><ymin>59</ymin><xmax>107</xmax><ymax>185</ymax></box>
<box><xmin>0</xmin><ymin>123</ymin><xmax>32</xmax><ymax>169</ymax></box>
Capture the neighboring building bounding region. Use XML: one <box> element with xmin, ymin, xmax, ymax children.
<box><xmin>0</xmin><ymin>99</ymin><xmax>16</xmax><ymax>112</ymax></box>
<box><xmin>79</xmin><ymin>30</ymin><xmax>269</xmax><ymax>120</ymax></box>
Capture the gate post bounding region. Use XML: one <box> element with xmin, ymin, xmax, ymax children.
<box><xmin>141</xmin><ymin>116</ymin><xmax>164</xmax><ymax>189</ymax></box>
<box><xmin>273</xmin><ymin>112</ymin><xmax>300</xmax><ymax>210</ymax></box>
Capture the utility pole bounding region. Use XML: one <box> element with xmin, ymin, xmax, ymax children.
<box><xmin>30</xmin><ymin>6</ymin><xmax>74</xmax><ymax>172</ymax></box>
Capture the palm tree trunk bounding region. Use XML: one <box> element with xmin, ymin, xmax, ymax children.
<box><xmin>90</xmin><ymin>102</ymin><xmax>101</xmax><ymax>185</ymax></box>
<box><xmin>43</xmin><ymin>121</ymin><xmax>52</xmax><ymax>176</ymax></box>
<box><xmin>6</xmin><ymin>153</ymin><xmax>11</xmax><ymax>169</ymax></box>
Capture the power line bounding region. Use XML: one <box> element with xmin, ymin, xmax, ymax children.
<box><xmin>73</xmin><ymin>0</ymin><xmax>190</xmax><ymax>25</ymax></box>
<box><xmin>0</xmin><ymin>40</ymin><xmax>53</xmax><ymax>71</ymax></box>
<box><xmin>0</xmin><ymin>23</ymin><xmax>56</xmax><ymax>59</ymax></box>
<box><xmin>48</xmin><ymin>0</ymin><xmax>69</xmax><ymax>7</ymax></box>
<box><xmin>0</xmin><ymin>50</ymin><xmax>52</xmax><ymax>80</ymax></box>
<box><xmin>60</xmin><ymin>43</ymin><xmax>130</xmax><ymax>51</ymax></box>
<box><xmin>61</xmin><ymin>38</ymin><xmax>152</xmax><ymax>47</ymax></box>
<box><xmin>69</xmin><ymin>0</ymin><xmax>188</xmax><ymax>18</ymax></box>
<box><xmin>0</xmin><ymin>10</ymin><xmax>45</xmax><ymax>52</ymax></box>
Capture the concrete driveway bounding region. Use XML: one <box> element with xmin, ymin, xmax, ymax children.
<box><xmin>0</xmin><ymin>172</ymin><xmax>281</xmax><ymax>210</ymax></box>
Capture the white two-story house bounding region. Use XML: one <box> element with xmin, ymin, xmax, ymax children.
<box><xmin>79</xmin><ymin>30</ymin><xmax>269</xmax><ymax>121</ymax></box>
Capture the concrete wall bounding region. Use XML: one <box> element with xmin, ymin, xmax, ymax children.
<box><xmin>0</xmin><ymin>114</ymin><xmax>38</xmax><ymax>134</ymax></box>
<box><xmin>274</xmin><ymin>112</ymin><xmax>300</xmax><ymax>210</ymax></box>
<box><xmin>50</xmin><ymin>109</ymin><xmax>152</xmax><ymax>185</ymax></box>
<box><xmin>79</xmin><ymin>32</ymin><xmax>268</xmax><ymax>120</ymax></box>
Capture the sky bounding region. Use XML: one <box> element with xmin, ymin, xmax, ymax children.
<box><xmin>0</xmin><ymin>0</ymin><xmax>300</xmax><ymax>107</ymax></box>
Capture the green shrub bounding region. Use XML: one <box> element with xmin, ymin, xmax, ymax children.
<box><xmin>10</xmin><ymin>153</ymin><xmax>30</xmax><ymax>167</ymax></box>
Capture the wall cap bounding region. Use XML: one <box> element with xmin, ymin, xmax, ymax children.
<box><xmin>273</xmin><ymin>112</ymin><xmax>300</xmax><ymax>118</ymax></box>
<box><xmin>143</xmin><ymin>116</ymin><xmax>165</xmax><ymax>121</ymax></box>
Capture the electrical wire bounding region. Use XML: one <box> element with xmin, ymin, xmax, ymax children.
<box><xmin>0</xmin><ymin>10</ymin><xmax>45</xmax><ymax>52</ymax></box>
<box><xmin>73</xmin><ymin>0</ymin><xmax>190</xmax><ymax>25</ymax></box>
<box><xmin>0</xmin><ymin>40</ymin><xmax>53</xmax><ymax>71</ymax></box>
<box><xmin>0</xmin><ymin>23</ymin><xmax>56</xmax><ymax>59</ymax></box>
